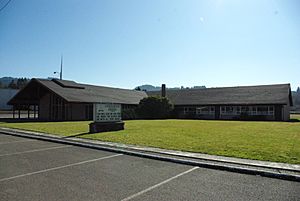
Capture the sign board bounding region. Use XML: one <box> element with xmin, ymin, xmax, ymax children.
<box><xmin>93</xmin><ymin>103</ymin><xmax>121</xmax><ymax>122</ymax></box>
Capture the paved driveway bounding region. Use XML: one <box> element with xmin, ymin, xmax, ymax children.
<box><xmin>0</xmin><ymin>133</ymin><xmax>299</xmax><ymax>201</ymax></box>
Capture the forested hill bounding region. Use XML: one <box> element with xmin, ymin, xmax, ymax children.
<box><xmin>135</xmin><ymin>84</ymin><xmax>206</xmax><ymax>91</ymax></box>
<box><xmin>292</xmin><ymin>88</ymin><xmax>300</xmax><ymax>111</ymax></box>
<box><xmin>0</xmin><ymin>77</ymin><xmax>30</xmax><ymax>89</ymax></box>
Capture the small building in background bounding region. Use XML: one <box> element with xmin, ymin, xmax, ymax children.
<box><xmin>0</xmin><ymin>89</ymin><xmax>19</xmax><ymax>110</ymax></box>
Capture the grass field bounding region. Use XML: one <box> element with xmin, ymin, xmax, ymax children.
<box><xmin>1</xmin><ymin>117</ymin><xmax>300</xmax><ymax>164</ymax></box>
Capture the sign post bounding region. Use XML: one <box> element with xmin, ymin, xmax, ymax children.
<box><xmin>89</xmin><ymin>103</ymin><xmax>124</xmax><ymax>133</ymax></box>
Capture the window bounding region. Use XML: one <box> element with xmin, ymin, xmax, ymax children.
<box><xmin>220</xmin><ymin>105</ymin><xmax>274</xmax><ymax>116</ymax></box>
<box><xmin>268</xmin><ymin>106</ymin><xmax>274</xmax><ymax>115</ymax></box>
<box><xmin>184</xmin><ymin>107</ymin><xmax>196</xmax><ymax>114</ymax></box>
<box><xmin>184</xmin><ymin>107</ymin><xmax>189</xmax><ymax>114</ymax></box>
<box><xmin>196</xmin><ymin>106</ymin><xmax>214</xmax><ymax>115</ymax></box>
<box><xmin>221</xmin><ymin>106</ymin><xmax>237</xmax><ymax>115</ymax></box>
<box><xmin>236</xmin><ymin>106</ymin><xmax>241</xmax><ymax>114</ymax></box>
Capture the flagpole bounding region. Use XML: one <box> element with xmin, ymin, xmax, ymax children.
<box><xmin>60</xmin><ymin>55</ymin><xmax>63</xmax><ymax>80</ymax></box>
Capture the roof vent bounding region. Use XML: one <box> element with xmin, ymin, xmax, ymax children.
<box><xmin>52</xmin><ymin>79</ymin><xmax>85</xmax><ymax>89</ymax></box>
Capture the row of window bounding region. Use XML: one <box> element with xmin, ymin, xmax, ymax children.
<box><xmin>220</xmin><ymin>106</ymin><xmax>274</xmax><ymax>116</ymax></box>
<box><xmin>183</xmin><ymin>106</ymin><xmax>275</xmax><ymax>116</ymax></box>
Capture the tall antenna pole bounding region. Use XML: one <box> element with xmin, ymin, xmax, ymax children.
<box><xmin>60</xmin><ymin>55</ymin><xmax>63</xmax><ymax>80</ymax></box>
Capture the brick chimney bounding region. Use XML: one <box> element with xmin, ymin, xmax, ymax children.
<box><xmin>161</xmin><ymin>84</ymin><xmax>166</xmax><ymax>97</ymax></box>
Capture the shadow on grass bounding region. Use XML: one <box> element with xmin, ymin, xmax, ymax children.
<box><xmin>63</xmin><ymin>132</ymin><xmax>91</xmax><ymax>138</ymax></box>
<box><xmin>289</xmin><ymin>119</ymin><xmax>300</xmax><ymax>123</ymax></box>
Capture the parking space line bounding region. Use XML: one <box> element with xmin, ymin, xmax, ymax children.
<box><xmin>0</xmin><ymin>153</ymin><xmax>123</xmax><ymax>182</ymax></box>
<box><xmin>121</xmin><ymin>166</ymin><xmax>199</xmax><ymax>201</ymax></box>
<box><xmin>0</xmin><ymin>145</ymin><xmax>72</xmax><ymax>157</ymax></box>
<box><xmin>0</xmin><ymin>139</ymin><xmax>36</xmax><ymax>145</ymax></box>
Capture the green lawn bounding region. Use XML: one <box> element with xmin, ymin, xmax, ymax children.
<box><xmin>1</xmin><ymin>119</ymin><xmax>300</xmax><ymax>164</ymax></box>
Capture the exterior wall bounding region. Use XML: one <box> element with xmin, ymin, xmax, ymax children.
<box><xmin>39</xmin><ymin>94</ymin><xmax>89</xmax><ymax>121</ymax></box>
<box><xmin>0</xmin><ymin>89</ymin><xmax>18</xmax><ymax>110</ymax></box>
<box><xmin>275</xmin><ymin>105</ymin><xmax>283</xmax><ymax>121</ymax></box>
<box><xmin>39</xmin><ymin>98</ymin><xmax>137</xmax><ymax>121</ymax></box>
<box><xmin>39</xmin><ymin>93</ymin><xmax>50</xmax><ymax>120</ymax></box>
<box><xmin>283</xmin><ymin>104</ymin><xmax>290</xmax><ymax>121</ymax></box>
<box><xmin>68</xmin><ymin>103</ymin><xmax>86</xmax><ymax>120</ymax></box>
<box><xmin>176</xmin><ymin>105</ymin><xmax>278</xmax><ymax>121</ymax></box>
<box><xmin>177</xmin><ymin>106</ymin><xmax>216</xmax><ymax>119</ymax></box>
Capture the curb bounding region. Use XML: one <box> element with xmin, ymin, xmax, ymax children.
<box><xmin>1</xmin><ymin>128</ymin><xmax>299</xmax><ymax>182</ymax></box>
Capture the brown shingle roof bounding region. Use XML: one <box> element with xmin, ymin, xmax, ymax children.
<box><xmin>9</xmin><ymin>79</ymin><xmax>292</xmax><ymax>106</ymax></box>
<box><xmin>147</xmin><ymin>84</ymin><xmax>292</xmax><ymax>106</ymax></box>
<box><xmin>38</xmin><ymin>79</ymin><xmax>148</xmax><ymax>104</ymax></box>
<box><xmin>10</xmin><ymin>78</ymin><xmax>147</xmax><ymax>105</ymax></box>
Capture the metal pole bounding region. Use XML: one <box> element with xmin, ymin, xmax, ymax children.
<box><xmin>60</xmin><ymin>55</ymin><xmax>63</xmax><ymax>80</ymax></box>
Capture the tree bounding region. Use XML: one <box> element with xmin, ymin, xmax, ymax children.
<box><xmin>295</xmin><ymin>87</ymin><xmax>300</xmax><ymax>106</ymax></box>
<box><xmin>135</xmin><ymin>86</ymin><xmax>141</xmax><ymax>91</ymax></box>
<box><xmin>16</xmin><ymin>78</ymin><xmax>29</xmax><ymax>89</ymax></box>
<box><xmin>8</xmin><ymin>80</ymin><xmax>17</xmax><ymax>89</ymax></box>
<box><xmin>136</xmin><ymin>96</ymin><xmax>173</xmax><ymax>119</ymax></box>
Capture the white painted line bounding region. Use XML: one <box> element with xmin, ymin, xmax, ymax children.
<box><xmin>0</xmin><ymin>139</ymin><xmax>36</xmax><ymax>145</ymax></box>
<box><xmin>121</xmin><ymin>166</ymin><xmax>199</xmax><ymax>201</ymax></box>
<box><xmin>0</xmin><ymin>145</ymin><xmax>72</xmax><ymax>157</ymax></box>
<box><xmin>0</xmin><ymin>153</ymin><xmax>123</xmax><ymax>182</ymax></box>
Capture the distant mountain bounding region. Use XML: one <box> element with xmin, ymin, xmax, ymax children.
<box><xmin>0</xmin><ymin>77</ymin><xmax>16</xmax><ymax>87</ymax></box>
<box><xmin>135</xmin><ymin>84</ymin><xmax>206</xmax><ymax>91</ymax></box>
<box><xmin>135</xmin><ymin>84</ymin><xmax>161</xmax><ymax>91</ymax></box>
<box><xmin>292</xmin><ymin>88</ymin><xmax>300</xmax><ymax>111</ymax></box>
<box><xmin>0</xmin><ymin>77</ymin><xmax>30</xmax><ymax>89</ymax></box>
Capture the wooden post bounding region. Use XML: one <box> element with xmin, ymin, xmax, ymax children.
<box><xmin>18</xmin><ymin>109</ymin><xmax>20</xmax><ymax>119</ymax></box>
<box><xmin>13</xmin><ymin>106</ymin><xmax>15</xmax><ymax>119</ymax></box>
<box><xmin>28</xmin><ymin>105</ymin><xmax>30</xmax><ymax>119</ymax></box>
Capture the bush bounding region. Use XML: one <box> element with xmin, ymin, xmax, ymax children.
<box><xmin>122</xmin><ymin>108</ymin><xmax>137</xmax><ymax>120</ymax></box>
<box><xmin>136</xmin><ymin>96</ymin><xmax>173</xmax><ymax>119</ymax></box>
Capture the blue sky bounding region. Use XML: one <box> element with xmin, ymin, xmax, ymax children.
<box><xmin>0</xmin><ymin>0</ymin><xmax>299</xmax><ymax>90</ymax></box>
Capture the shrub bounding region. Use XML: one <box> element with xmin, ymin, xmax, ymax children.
<box><xmin>122</xmin><ymin>108</ymin><xmax>137</xmax><ymax>120</ymax></box>
<box><xmin>136</xmin><ymin>96</ymin><xmax>173</xmax><ymax>119</ymax></box>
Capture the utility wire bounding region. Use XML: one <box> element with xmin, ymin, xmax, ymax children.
<box><xmin>0</xmin><ymin>0</ymin><xmax>12</xmax><ymax>12</ymax></box>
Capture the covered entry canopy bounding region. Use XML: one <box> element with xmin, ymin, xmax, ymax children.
<box><xmin>8</xmin><ymin>79</ymin><xmax>52</xmax><ymax>106</ymax></box>
<box><xmin>7</xmin><ymin>79</ymin><xmax>52</xmax><ymax>119</ymax></box>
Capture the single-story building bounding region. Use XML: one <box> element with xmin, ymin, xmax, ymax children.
<box><xmin>8</xmin><ymin>78</ymin><xmax>293</xmax><ymax>121</ymax></box>
<box><xmin>148</xmin><ymin>83</ymin><xmax>293</xmax><ymax>121</ymax></box>
<box><xmin>8</xmin><ymin>78</ymin><xmax>147</xmax><ymax>121</ymax></box>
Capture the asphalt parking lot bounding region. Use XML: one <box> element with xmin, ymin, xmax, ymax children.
<box><xmin>0</xmin><ymin>133</ymin><xmax>299</xmax><ymax>201</ymax></box>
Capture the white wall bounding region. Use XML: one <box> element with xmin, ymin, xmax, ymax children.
<box><xmin>0</xmin><ymin>89</ymin><xmax>18</xmax><ymax>110</ymax></box>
